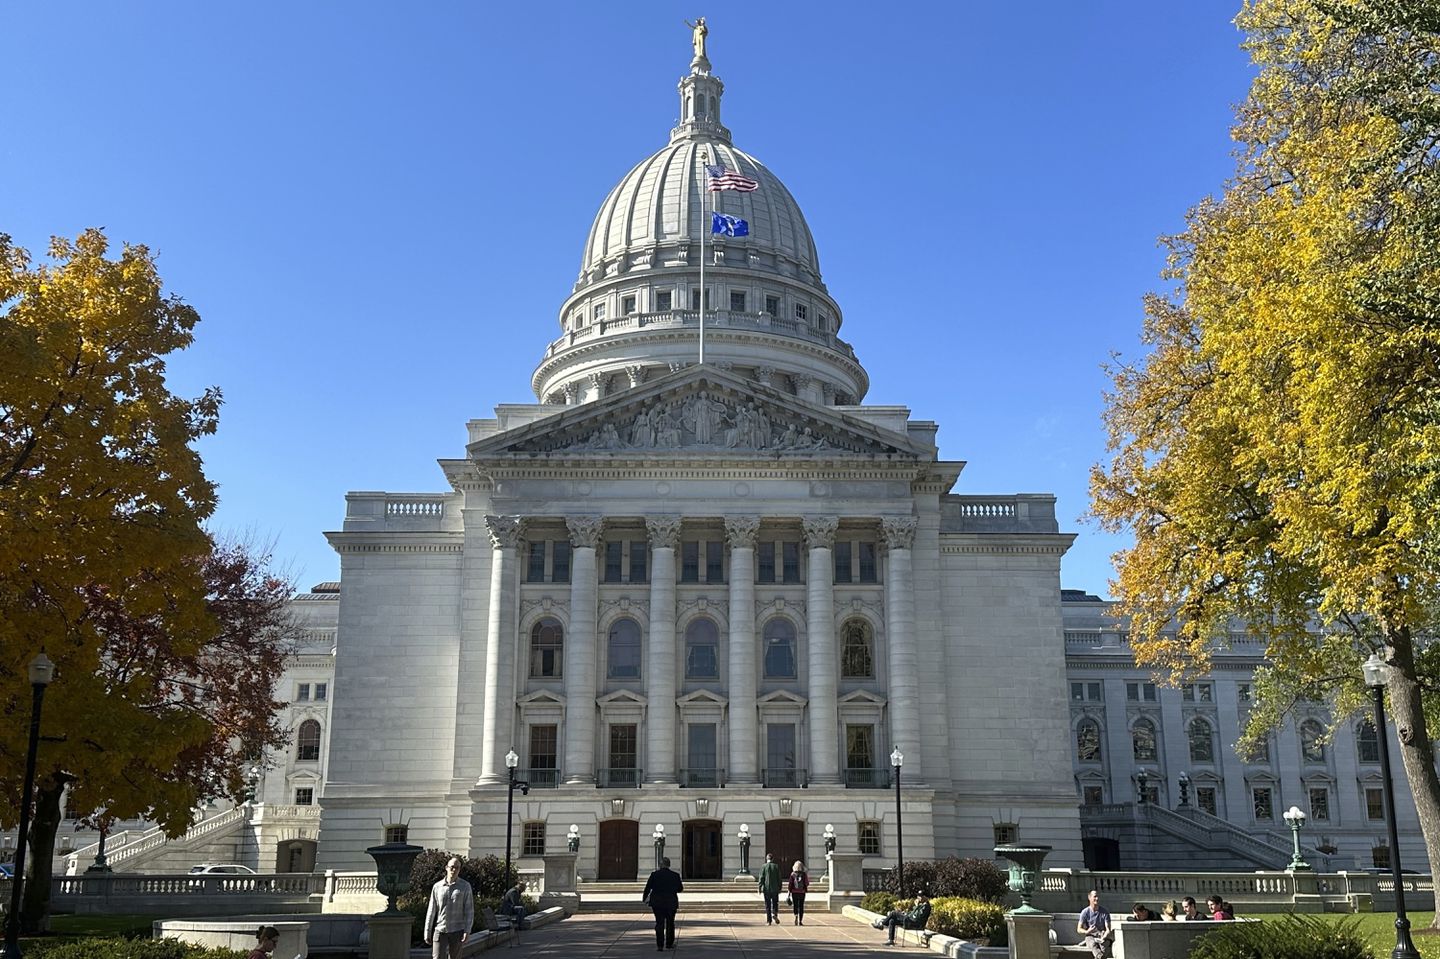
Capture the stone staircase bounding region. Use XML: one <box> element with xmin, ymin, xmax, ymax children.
<box><xmin>1081</xmin><ymin>802</ymin><xmax>1341</xmax><ymax>871</ymax></box>
<box><xmin>578</xmin><ymin>876</ymin><xmax>831</xmax><ymax>913</ymax></box>
<box><xmin>63</xmin><ymin>805</ymin><xmax>249</xmax><ymax>875</ymax></box>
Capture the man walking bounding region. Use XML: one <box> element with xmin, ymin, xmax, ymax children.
<box><xmin>757</xmin><ymin>853</ymin><xmax>782</xmax><ymax>924</ymax></box>
<box><xmin>424</xmin><ymin>858</ymin><xmax>474</xmax><ymax>959</ymax></box>
<box><xmin>642</xmin><ymin>856</ymin><xmax>684</xmax><ymax>951</ymax></box>
<box><xmin>1077</xmin><ymin>889</ymin><xmax>1113</xmax><ymax>959</ymax></box>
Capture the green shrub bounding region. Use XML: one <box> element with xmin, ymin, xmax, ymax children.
<box><xmin>408</xmin><ymin>849</ymin><xmax>516</xmax><ymax>900</ymax></box>
<box><xmin>25</xmin><ymin>939</ymin><xmax>246</xmax><ymax>959</ymax></box>
<box><xmin>1187</xmin><ymin>914</ymin><xmax>1371</xmax><ymax>959</ymax></box>
<box><xmin>860</xmin><ymin>891</ymin><xmax>897</xmax><ymax>914</ymax></box>
<box><xmin>883</xmin><ymin>858</ymin><xmax>1008</xmax><ymax>903</ymax></box>
<box><xmin>928</xmin><ymin>896</ymin><xmax>1007</xmax><ymax>946</ymax></box>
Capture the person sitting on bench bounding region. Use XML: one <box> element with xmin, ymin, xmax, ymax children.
<box><xmin>873</xmin><ymin>891</ymin><xmax>932</xmax><ymax>945</ymax></box>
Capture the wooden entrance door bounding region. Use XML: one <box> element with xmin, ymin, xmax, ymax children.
<box><xmin>682</xmin><ymin>819</ymin><xmax>722</xmax><ymax>879</ymax></box>
<box><xmin>763</xmin><ymin>819</ymin><xmax>806</xmax><ymax>873</ymax></box>
<box><xmin>597</xmin><ymin>820</ymin><xmax>640</xmax><ymax>880</ymax></box>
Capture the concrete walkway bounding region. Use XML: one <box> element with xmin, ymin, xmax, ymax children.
<box><xmin>497</xmin><ymin>909</ymin><xmax>913</xmax><ymax>957</ymax></box>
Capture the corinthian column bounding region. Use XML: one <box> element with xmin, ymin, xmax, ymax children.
<box><xmin>646</xmin><ymin>516</ymin><xmax>682</xmax><ymax>784</ymax></box>
<box><xmin>804</xmin><ymin>515</ymin><xmax>840</xmax><ymax>784</ymax></box>
<box><xmin>478</xmin><ymin>515</ymin><xmax>522</xmax><ymax>785</ymax></box>
<box><xmin>564</xmin><ymin>515</ymin><xmax>604</xmax><ymax>785</ymax></box>
<box><xmin>883</xmin><ymin>516</ymin><xmax>921</xmax><ymax>783</ymax></box>
<box><xmin>725</xmin><ymin>516</ymin><xmax>760</xmax><ymax>784</ymax></box>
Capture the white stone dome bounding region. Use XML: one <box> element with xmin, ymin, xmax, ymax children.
<box><xmin>532</xmin><ymin>49</ymin><xmax>867</xmax><ymax>408</ymax></box>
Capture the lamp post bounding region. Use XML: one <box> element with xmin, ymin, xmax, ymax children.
<box><xmin>1177</xmin><ymin>772</ymin><xmax>1191</xmax><ymax>809</ymax></box>
<box><xmin>503</xmin><ymin>748</ymin><xmax>530</xmax><ymax>891</ymax></box>
<box><xmin>1363</xmin><ymin>652</ymin><xmax>1421</xmax><ymax>959</ymax></box>
<box><xmin>566</xmin><ymin>824</ymin><xmax>580</xmax><ymax>854</ymax></box>
<box><xmin>891</xmin><ymin>746</ymin><xmax>904</xmax><ymax>894</ymax></box>
<box><xmin>652</xmin><ymin>824</ymin><xmax>666</xmax><ymax>871</ymax></box>
<box><xmin>737</xmin><ymin>823</ymin><xmax>751</xmax><ymax>875</ymax></box>
<box><xmin>1</xmin><ymin>653</ymin><xmax>56</xmax><ymax>959</ymax></box>
<box><xmin>1282</xmin><ymin>806</ymin><xmax>1311</xmax><ymax>871</ymax></box>
<box><xmin>823</xmin><ymin>823</ymin><xmax>837</xmax><ymax>882</ymax></box>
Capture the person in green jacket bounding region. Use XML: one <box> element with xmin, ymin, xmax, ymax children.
<box><xmin>756</xmin><ymin>853</ymin><xmax>782</xmax><ymax>924</ymax></box>
<box><xmin>873</xmin><ymin>891</ymin><xmax>932</xmax><ymax>945</ymax></box>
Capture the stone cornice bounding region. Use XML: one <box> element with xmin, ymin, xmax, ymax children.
<box><xmin>325</xmin><ymin>531</ymin><xmax>464</xmax><ymax>552</ymax></box>
<box><xmin>471</xmin><ymin>462</ymin><xmax>927</xmax><ymax>480</ymax></box>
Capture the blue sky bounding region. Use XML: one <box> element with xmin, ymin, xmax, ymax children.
<box><xmin>2</xmin><ymin>3</ymin><xmax>1255</xmax><ymax>596</ymax></box>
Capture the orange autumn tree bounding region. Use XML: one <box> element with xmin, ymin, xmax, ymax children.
<box><xmin>0</xmin><ymin>230</ymin><xmax>294</xmax><ymax>930</ymax></box>
<box><xmin>1090</xmin><ymin>0</ymin><xmax>1440</xmax><ymax>892</ymax></box>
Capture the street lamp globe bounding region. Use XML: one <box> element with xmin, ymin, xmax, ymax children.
<box><xmin>737</xmin><ymin>823</ymin><xmax>750</xmax><ymax>841</ymax></box>
<box><xmin>1362</xmin><ymin>651</ymin><xmax>1389</xmax><ymax>688</ymax></box>
<box><xmin>1283</xmin><ymin>806</ymin><xmax>1306</xmax><ymax>828</ymax></box>
<box><xmin>653</xmin><ymin>824</ymin><xmax>665</xmax><ymax>841</ymax></box>
<box><xmin>28</xmin><ymin>653</ymin><xmax>55</xmax><ymax>686</ymax></box>
<box><xmin>890</xmin><ymin>746</ymin><xmax>903</xmax><ymax>768</ymax></box>
<box><xmin>505</xmin><ymin>748</ymin><xmax>520</xmax><ymax>770</ymax></box>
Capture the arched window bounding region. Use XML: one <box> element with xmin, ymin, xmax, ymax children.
<box><xmin>530</xmin><ymin>617</ymin><xmax>563</xmax><ymax>678</ymax></box>
<box><xmin>685</xmin><ymin>618</ymin><xmax>719</xmax><ymax>679</ymax></box>
<box><xmin>607</xmin><ymin>618</ymin><xmax>642</xmax><ymax>679</ymax></box>
<box><xmin>1300</xmin><ymin>720</ymin><xmax>1326</xmax><ymax>763</ymax></box>
<box><xmin>1188</xmin><ymin>718</ymin><xmax>1215</xmax><ymax>763</ymax></box>
<box><xmin>1357</xmin><ymin>720</ymin><xmax>1380</xmax><ymax>763</ymax></box>
<box><xmin>297</xmin><ymin>719</ymin><xmax>322</xmax><ymax>762</ymax></box>
<box><xmin>1076</xmin><ymin>719</ymin><xmax>1101</xmax><ymax>762</ymax></box>
<box><xmin>840</xmin><ymin>619</ymin><xmax>874</xmax><ymax>679</ymax></box>
<box><xmin>762</xmin><ymin>618</ymin><xmax>796</xmax><ymax>679</ymax></box>
<box><xmin>1131</xmin><ymin>718</ymin><xmax>1157</xmax><ymax>762</ymax></box>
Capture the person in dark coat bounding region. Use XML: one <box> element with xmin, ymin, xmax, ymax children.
<box><xmin>642</xmin><ymin>857</ymin><xmax>684</xmax><ymax>950</ymax></box>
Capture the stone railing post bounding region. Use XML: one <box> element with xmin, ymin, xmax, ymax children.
<box><xmin>540</xmin><ymin>852</ymin><xmax>580</xmax><ymax>916</ymax></box>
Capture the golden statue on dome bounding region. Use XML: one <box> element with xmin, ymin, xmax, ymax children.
<box><xmin>684</xmin><ymin>17</ymin><xmax>709</xmax><ymax>69</ymax></box>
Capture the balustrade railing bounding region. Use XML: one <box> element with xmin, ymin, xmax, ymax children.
<box><xmin>543</xmin><ymin>310</ymin><xmax>858</xmax><ymax>362</ymax></box>
<box><xmin>521</xmin><ymin>768</ymin><xmax>560</xmax><ymax>788</ymax></box>
<box><xmin>844</xmin><ymin>768</ymin><xmax>892</xmax><ymax>789</ymax></box>
<box><xmin>678</xmin><ymin>768</ymin><xmax>725</xmax><ymax>788</ymax></box>
<box><xmin>762</xmin><ymin>767</ymin><xmax>807</xmax><ymax>788</ymax></box>
<box><xmin>596</xmin><ymin>767</ymin><xmax>642</xmax><ymax>788</ymax></box>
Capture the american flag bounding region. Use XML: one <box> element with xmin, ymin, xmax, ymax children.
<box><xmin>706</xmin><ymin>164</ymin><xmax>759</xmax><ymax>192</ymax></box>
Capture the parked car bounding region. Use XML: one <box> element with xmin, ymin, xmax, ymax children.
<box><xmin>188</xmin><ymin>863</ymin><xmax>257</xmax><ymax>875</ymax></box>
<box><xmin>0</xmin><ymin>864</ymin><xmax>12</xmax><ymax>878</ymax></box>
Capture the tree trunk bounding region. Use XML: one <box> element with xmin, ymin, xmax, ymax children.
<box><xmin>20</xmin><ymin>774</ymin><xmax>70</xmax><ymax>934</ymax></box>
<box><xmin>1386</xmin><ymin>632</ymin><xmax>1440</xmax><ymax>931</ymax></box>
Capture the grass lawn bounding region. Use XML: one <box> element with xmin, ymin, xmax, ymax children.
<box><xmin>1311</xmin><ymin>912</ymin><xmax>1440</xmax><ymax>958</ymax></box>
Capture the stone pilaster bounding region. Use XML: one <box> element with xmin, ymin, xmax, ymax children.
<box><xmin>883</xmin><ymin>516</ymin><xmax>921</xmax><ymax>782</ymax></box>
<box><xmin>646</xmin><ymin>516</ymin><xmax>682</xmax><ymax>784</ymax></box>
<box><xmin>564</xmin><ymin>515</ymin><xmax>604</xmax><ymax>784</ymax></box>
<box><xmin>725</xmin><ymin>516</ymin><xmax>760</xmax><ymax>783</ymax></box>
<box><xmin>804</xmin><ymin>515</ymin><xmax>840</xmax><ymax>784</ymax></box>
<box><xmin>478</xmin><ymin>515</ymin><xmax>522</xmax><ymax>785</ymax></box>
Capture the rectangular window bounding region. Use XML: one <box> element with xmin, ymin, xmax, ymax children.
<box><xmin>781</xmin><ymin>541</ymin><xmax>801</xmax><ymax>583</ymax></box>
<box><xmin>622</xmin><ymin>295</ymin><xmax>637</xmax><ymax>315</ymax></box>
<box><xmin>1126</xmin><ymin>681</ymin><xmax>1157</xmax><ymax>702</ymax></box>
<box><xmin>765</xmin><ymin>294</ymin><xmax>780</xmax><ymax>316</ymax></box>
<box><xmin>857</xmin><ymin>542</ymin><xmax>877</xmax><ymax>583</ymax></box>
<box><xmin>1196</xmin><ymin>786</ymin><xmax>1218</xmax><ymax>816</ymax></box>
<box><xmin>1182</xmin><ymin>683</ymin><xmax>1214</xmax><ymax>702</ymax></box>
<box><xmin>845</xmin><ymin>724</ymin><xmax>874</xmax><ymax>770</ymax></box>
<box><xmin>522</xmin><ymin>822</ymin><xmax>545</xmax><ymax>857</ymax></box>
<box><xmin>594</xmin><ymin>302</ymin><xmax>606</xmax><ymax>322</ymax></box>
<box><xmin>1366</xmin><ymin>787</ymin><xmax>1385</xmax><ymax>821</ymax></box>
<box><xmin>1087</xmin><ymin>682</ymin><xmax>1102</xmax><ymax>701</ymax></box>
<box><xmin>1372</xmin><ymin>844</ymin><xmax>1391</xmax><ymax>869</ymax></box>
<box><xmin>610</xmin><ymin>724</ymin><xmax>638</xmax><ymax>771</ymax></box>
<box><xmin>818</xmin><ymin>313</ymin><xmax>830</xmax><ymax>333</ymax></box>
<box><xmin>757</xmin><ymin>542</ymin><xmax>776</xmax><ymax>583</ymax></box>
<box><xmin>687</xmin><ymin>723</ymin><xmax>718</xmax><ymax>776</ymax></box>
<box><xmin>686</xmin><ymin>634</ymin><xmax>718</xmax><ymax>679</ymax></box>
<box><xmin>530</xmin><ymin>725</ymin><xmax>558</xmax><ymax>770</ymax></box>
<box><xmin>858</xmin><ymin>821</ymin><xmax>881</xmax><ymax>855</ymax></box>
<box><xmin>793</xmin><ymin>303</ymin><xmax>808</xmax><ymax>321</ymax></box>
<box><xmin>705</xmin><ymin>540</ymin><xmax>724</xmax><ymax>583</ymax></box>
<box><xmin>552</xmin><ymin>541</ymin><xmax>571</xmax><ymax>583</ymax></box>
<box><xmin>527</xmin><ymin>542</ymin><xmax>546</xmax><ymax>583</ymax></box>
<box><xmin>629</xmin><ymin>541</ymin><xmax>648</xmax><ymax>583</ymax></box>
<box><xmin>1253</xmin><ymin>787</ymin><xmax>1274</xmax><ymax>821</ymax></box>
<box><xmin>1082</xmin><ymin>786</ymin><xmax>1104</xmax><ymax>806</ymax></box>
<box><xmin>295</xmin><ymin>787</ymin><xmax>314</xmax><ymax>806</ymax></box>
<box><xmin>604</xmin><ymin>541</ymin><xmax>623</xmax><ymax>583</ymax></box>
<box><xmin>1309</xmin><ymin>787</ymin><xmax>1330</xmax><ymax>821</ymax></box>
<box><xmin>1237</xmin><ymin>683</ymin><xmax>1252</xmax><ymax>703</ymax></box>
<box><xmin>656</xmin><ymin>290</ymin><xmax>672</xmax><ymax>312</ymax></box>
<box><xmin>314</xmin><ymin>683</ymin><xmax>328</xmax><ymax>702</ymax></box>
<box><xmin>730</xmin><ymin>290</ymin><xmax>746</xmax><ymax>313</ymax></box>
<box><xmin>1071</xmin><ymin>683</ymin><xmax>1103</xmax><ymax>702</ymax></box>
<box><xmin>690</xmin><ymin>288</ymin><xmax>711</xmax><ymax>310</ymax></box>
<box><xmin>296</xmin><ymin>683</ymin><xmax>310</xmax><ymax>702</ymax></box>
<box><xmin>993</xmin><ymin>824</ymin><xmax>1018</xmax><ymax>846</ymax></box>
<box><xmin>681</xmin><ymin>541</ymin><xmax>700</xmax><ymax>582</ymax></box>
<box><xmin>1071</xmin><ymin>682</ymin><xmax>1085</xmax><ymax>702</ymax></box>
<box><xmin>833</xmin><ymin>542</ymin><xmax>852</xmax><ymax>583</ymax></box>
<box><xmin>384</xmin><ymin>824</ymin><xmax>409</xmax><ymax>844</ymax></box>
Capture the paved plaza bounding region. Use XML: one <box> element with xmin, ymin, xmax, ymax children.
<box><xmin>501</xmin><ymin>911</ymin><xmax>912</xmax><ymax>957</ymax></box>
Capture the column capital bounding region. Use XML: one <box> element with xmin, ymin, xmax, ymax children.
<box><xmin>882</xmin><ymin>516</ymin><xmax>918</xmax><ymax>551</ymax></box>
<box><xmin>646</xmin><ymin>515</ymin><xmax>683</xmax><ymax>550</ymax></box>
<box><xmin>566</xmin><ymin>515</ymin><xmax>605</xmax><ymax>549</ymax></box>
<box><xmin>485</xmin><ymin>515</ymin><xmax>524</xmax><ymax>550</ymax></box>
<box><xmin>724</xmin><ymin>515</ymin><xmax>760</xmax><ymax>549</ymax></box>
<box><xmin>802</xmin><ymin>515</ymin><xmax>839</xmax><ymax>549</ymax></box>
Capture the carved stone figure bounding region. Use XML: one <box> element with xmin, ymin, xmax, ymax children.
<box><xmin>684</xmin><ymin>17</ymin><xmax>707</xmax><ymax>60</ymax></box>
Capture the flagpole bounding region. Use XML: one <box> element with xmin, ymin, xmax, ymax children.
<box><xmin>699</xmin><ymin>151</ymin><xmax>707</xmax><ymax>365</ymax></box>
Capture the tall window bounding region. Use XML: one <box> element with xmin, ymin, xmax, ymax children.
<box><xmin>705</xmin><ymin>541</ymin><xmax>724</xmax><ymax>583</ymax></box>
<box><xmin>527</xmin><ymin>542</ymin><xmax>546</xmax><ymax>582</ymax></box>
<box><xmin>530</xmin><ymin>725</ymin><xmax>558</xmax><ymax>777</ymax></box>
<box><xmin>1357</xmin><ymin>721</ymin><xmax>1380</xmax><ymax>763</ymax></box>
<box><xmin>834</xmin><ymin>542</ymin><xmax>852</xmax><ymax>584</ymax></box>
<box><xmin>294</xmin><ymin>787</ymin><xmax>314</xmax><ymax>806</ymax></box>
<box><xmin>1252</xmin><ymin>787</ymin><xmax>1274</xmax><ymax>821</ymax></box>
<box><xmin>757</xmin><ymin>542</ymin><xmax>776</xmax><ymax>582</ymax></box>
<box><xmin>1076</xmin><ymin>720</ymin><xmax>1102</xmax><ymax>762</ymax></box>
<box><xmin>1131</xmin><ymin>718</ymin><xmax>1157</xmax><ymax>761</ymax></box>
<box><xmin>552</xmin><ymin>541</ymin><xmax>571</xmax><ymax>582</ymax></box>
<box><xmin>1300</xmin><ymin>721</ymin><xmax>1326</xmax><ymax>763</ymax></box>
<box><xmin>763</xmin><ymin>618</ymin><xmax>797</xmax><ymax>678</ymax></box>
<box><xmin>530</xmin><ymin>618</ymin><xmax>563</xmax><ymax>678</ymax></box>
<box><xmin>522</xmin><ymin>822</ymin><xmax>546</xmax><ymax>856</ymax></box>
<box><xmin>297</xmin><ymin>720</ymin><xmax>322</xmax><ymax>762</ymax></box>
<box><xmin>1244</xmin><ymin>735</ymin><xmax>1271</xmax><ymax>763</ymax></box>
<box><xmin>656</xmin><ymin>289</ymin><xmax>672</xmax><ymax>312</ymax></box>
<box><xmin>730</xmin><ymin>290</ymin><xmax>747</xmax><ymax>312</ymax></box>
<box><xmin>1188</xmin><ymin>718</ymin><xmax>1215</xmax><ymax>763</ymax></box>
<box><xmin>1366</xmin><ymin>787</ymin><xmax>1385</xmax><ymax>820</ymax></box>
<box><xmin>1196</xmin><ymin>786</ymin><xmax>1218</xmax><ymax>816</ymax></box>
<box><xmin>1126</xmin><ymin>681</ymin><xmax>1157</xmax><ymax>702</ymax></box>
<box><xmin>781</xmin><ymin>542</ymin><xmax>801</xmax><ymax>583</ymax></box>
<box><xmin>604</xmin><ymin>542</ymin><xmax>623</xmax><ymax>583</ymax></box>
<box><xmin>845</xmin><ymin>724</ymin><xmax>874</xmax><ymax>770</ymax></box>
<box><xmin>840</xmin><ymin>619</ymin><xmax>874</xmax><ymax>679</ymax></box>
<box><xmin>766</xmin><ymin>724</ymin><xmax>796</xmax><ymax>779</ymax></box>
<box><xmin>630</xmin><ymin>541</ymin><xmax>648</xmax><ymax>583</ymax></box>
<box><xmin>681</xmin><ymin>541</ymin><xmax>700</xmax><ymax>582</ymax></box>
<box><xmin>1309</xmin><ymin>787</ymin><xmax>1330</xmax><ymax>821</ymax></box>
<box><xmin>857</xmin><ymin>543</ymin><xmax>877</xmax><ymax>582</ymax></box>
<box><xmin>610</xmin><ymin>724</ymin><xmax>638</xmax><ymax>771</ymax></box>
<box><xmin>685</xmin><ymin>618</ymin><xmax>719</xmax><ymax>679</ymax></box>
<box><xmin>607</xmin><ymin>618</ymin><xmax>642</xmax><ymax>679</ymax></box>
<box><xmin>1082</xmin><ymin>786</ymin><xmax>1104</xmax><ymax>806</ymax></box>
<box><xmin>858</xmin><ymin>821</ymin><xmax>881</xmax><ymax>855</ymax></box>
<box><xmin>687</xmin><ymin>723</ymin><xmax>718</xmax><ymax>779</ymax></box>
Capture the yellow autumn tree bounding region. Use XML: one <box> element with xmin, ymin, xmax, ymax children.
<box><xmin>1090</xmin><ymin>0</ymin><xmax>1440</xmax><ymax>892</ymax></box>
